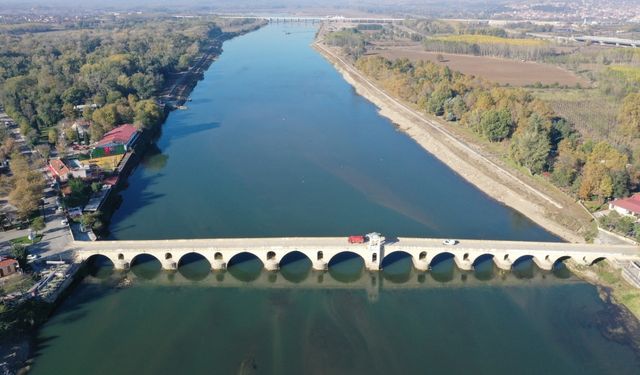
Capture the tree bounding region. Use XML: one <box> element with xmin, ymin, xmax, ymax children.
<box><xmin>618</xmin><ymin>92</ymin><xmax>640</xmax><ymax>137</ymax></box>
<box><xmin>10</xmin><ymin>243</ymin><xmax>28</xmax><ymax>269</ymax></box>
<box><xmin>479</xmin><ymin>108</ymin><xmax>512</xmax><ymax>142</ymax></box>
<box><xmin>30</xmin><ymin>216</ymin><xmax>45</xmax><ymax>236</ymax></box>
<box><xmin>510</xmin><ymin>116</ymin><xmax>551</xmax><ymax>174</ymax></box>
<box><xmin>35</xmin><ymin>144</ymin><xmax>50</xmax><ymax>160</ymax></box>
<box><xmin>134</xmin><ymin>100</ymin><xmax>163</xmax><ymax>130</ymax></box>
<box><xmin>8</xmin><ymin>154</ymin><xmax>45</xmax><ymax>220</ymax></box>
<box><xmin>47</xmin><ymin>128</ymin><xmax>58</xmax><ymax>144</ymax></box>
<box><xmin>92</xmin><ymin>103</ymin><xmax>119</xmax><ymax>130</ymax></box>
<box><xmin>578</xmin><ymin>142</ymin><xmax>628</xmax><ymax>200</ymax></box>
<box><xmin>427</xmin><ymin>84</ymin><xmax>453</xmax><ymax>116</ymax></box>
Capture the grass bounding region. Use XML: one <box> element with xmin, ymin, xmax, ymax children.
<box><xmin>0</xmin><ymin>274</ymin><xmax>36</xmax><ymax>295</ymax></box>
<box><xmin>9</xmin><ymin>234</ymin><xmax>43</xmax><ymax>246</ymax></box>
<box><xmin>606</xmin><ymin>65</ymin><xmax>640</xmax><ymax>83</ymax></box>
<box><xmin>432</xmin><ymin>34</ymin><xmax>548</xmax><ymax>46</ymax></box>
<box><xmin>531</xmin><ymin>88</ymin><xmax>620</xmax><ymax>141</ymax></box>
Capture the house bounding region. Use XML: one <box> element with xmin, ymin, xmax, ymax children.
<box><xmin>48</xmin><ymin>159</ymin><xmax>71</xmax><ymax>182</ymax></box>
<box><xmin>609</xmin><ymin>194</ymin><xmax>640</xmax><ymax>218</ymax></box>
<box><xmin>71</xmin><ymin>119</ymin><xmax>91</xmax><ymax>137</ymax></box>
<box><xmin>0</xmin><ymin>257</ymin><xmax>19</xmax><ymax>278</ymax></box>
<box><xmin>49</xmin><ymin>158</ymin><xmax>92</xmax><ymax>182</ymax></box>
<box><xmin>94</xmin><ymin>124</ymin><xmax>140</xmax><ymax>154</ymax></box>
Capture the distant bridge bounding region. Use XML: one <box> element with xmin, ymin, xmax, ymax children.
<box><xmin>219</xmin><ymin>15</ymin><xmax>404</xmax><ymax>24</ymax></box>
<box><xmin>574</xmin><ymin>35</ymin><xmax>639</xmax><ymax>48</ymax></box>
<box><xmin>74</xmin><ymin>236</ymin><xmax>638</xmax><ymax>272</ymax></box>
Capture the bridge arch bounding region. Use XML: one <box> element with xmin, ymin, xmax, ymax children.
<box><xmin>328</xmin><ymin>251</ymin><xmax>365</xmax><ymax>283</ymax></box>
<box><xmin>472</xmin><ymin>254</ymin><xmax>496</xmax><ymax>281</ymax></box>
<box><xmin>84</xmin><ymin>254</ymin><xmax>115</xmax><ymax>278</ymax></box>
<box><xmin>85</xmin><ymin>254</ymin><xmax>115</xmax><ymax>268</ymax></box>
<box><xmin>472</xmin><ymin>253</ymin><xmax>494</xmax><ymax>267</ymax></box>
<box><xmin>381</xmin><ymin>250</ymin><xmax>411</xmax><ymax>268</ymax></box>
<box><xmin>429</xmin><ymin>252</ymin><xmax>455</xmax><ymax>268</ymax></box>
<box><xmin>228</xmin><ymin>252</ymin><xmax>264</xmax><ymax>267</ymax></box>
<box><xmin>381</xmin><ymin>251</ymin><xmax>413</xmax><ymax>283</ymax></box>
<box><xmin>279</xmin><ymin>251</ymin><xmax>312</xmax><ymax>283</ymax></box>
<box><xmin>328</xmin><ymin>251</ymin><xmax>365</xmax><ymax>268</ymax></box>
<box><xmin>130</xmin><ymin>253</ymin><xmax>161</xmax><ymax>267</ymax></box>
<box><xmin>129</xmin><ymin>253</ymin><xmax>162</xmax><ymax>279</ymax></box>
<box><xmin>553</xmin><ymin>255</ymin><xmax>572</xmax><ymax>267</ymax></box>
<box><xmin>512</xmin><ymin>255</ymin><xmax>534</xmax><ymax>267</ymax></box>
<box><xmin>227</xmin><ymin>252</ymin><xmax>263</xmax><ymax>282</ymax></box>
<box><xmin>177</xmin><ymin>252</ymin><xmax>211</xmax><ymax>281</ymax></box>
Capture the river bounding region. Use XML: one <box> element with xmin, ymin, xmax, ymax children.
<box><xmin>28</xmin><ymin>24</ymin><xmax>639</xmax><ymax>374</ymax></box>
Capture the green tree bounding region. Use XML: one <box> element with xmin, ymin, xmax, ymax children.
<box><xmin>479</xmin><ymin>108</ymin><xmax>512</xmax><ymax>142</ymax></box>
<box><xmin>47</xmin><ymin>128</ymin><xmax>58</xmax><ymax>144</ymax></box>
<box><xmin>427</xmin><ymin>84</ymin><xmax>453</xmax><ymax>116</ymax></box>
<box><xmin>30</xmin><ymin>216</ymin><xmax>45</xmax><ymax>236</ymax></box>
<box><xmin>134</xmin><ymin>100</ymin><xmax>164</xmax><ymax>130</ymax></box>
<box><xmin>510</xmin><ymin>117</ymin><xmax>551</xmax><ymax>174</ymax></box>
<box><xmin>10</xmin><ymin>243</ymin><xmax>28</xmax><ymax>269</ymax></box>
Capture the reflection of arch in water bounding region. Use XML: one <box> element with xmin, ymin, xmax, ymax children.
<box><xmin>328</xmin><ymin>251</ymin><xmax>365</xmax><ymax>283</ymax></box>
<box><xmin>86</xmin><ymin>254</ymin><xmax>115</xmax><ymax>268</ymax></box>
<box><xmin>381</xmin><ymin>251</ymin><xmax>412</xmax><ymax>269</ymax></box>
<box><xmin>381</xmin><ymin>251</ymin><xmax>413</xmax><ymax>284</ymax></box>
<box><xmin>429</xmin><ymin>252</ymin><xmax>455</xmax><ymax>283</ymax></box>
<box><xmin>177</xmin><ymin>252</ymin><xmax>211</xmax><ymax>281</ymax></box>
<box><xmin>472</xmin><ymin>254</ymin><xmax>495</xmax><ymax>281</ymax></box>
<box><xmin>85</xmin><ymin>254</ymin><xmax>115</xmax><ymax>278</ymax></box>
<box><xmin>227</xmin><ymin>252</ymin><xmax>263</xmax><ymax>282</ymax></box>
<box><xmin>129</xmin><ymin>253</ymin><xmax>162</xmax><ymax>279</ymax></box>
<box><xmin>328</xmin><ymin>251</ymin><xmax>365</xmax><ymax>267</ymax></box>
<box><xmin>130</xmin><ymin>253</ymin><xmax>161</xmax><ymax>267</ymax></box>
<box><xmin>279</xmin><ymin>251</ymin><xmax>312</xmax><ymax>283</ymax></box>
<box><xmin>429</xmin><ymin>252</ymin><xmax>454</xmax><ymax>268</ymax></box>
<box><xmin>512</xmin><ymin>255</ymin><xmax>535</xmax><ymax>279</ymax></box>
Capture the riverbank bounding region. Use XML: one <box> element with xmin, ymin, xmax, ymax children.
<box><xmin>313</xmin><ymin>41</ymin><xmax>589</xmax><ymax>243</ymax></box>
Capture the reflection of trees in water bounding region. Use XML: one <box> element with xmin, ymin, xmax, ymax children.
<box><xmin>141</xmin><ymin>144</ymin><xmax>169</xmax><ymax>172</ymax></box>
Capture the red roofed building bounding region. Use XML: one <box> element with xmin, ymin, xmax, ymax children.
<box><xmin>609</xmin><ymin>194</ymin><xmax>640</xmax><ymax>218</ymax></box>
<box><xmin>48</xmin><ymin>158</ymin><xmax>71</xmax><ymax>182</ymax></box>
<box><xmin>96</xmin><ymin>124</ymin><xmax>140</xmax><ymax>150</ymax></box>
<box><xmin>0</xmin><ymin>257</ymin><xmax>19</xmax><ymax>278</ymax></box>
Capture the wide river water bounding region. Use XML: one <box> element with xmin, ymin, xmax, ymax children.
<box><xmin>29</xmin><ymin>24</ymin><xmax>639</xmax><ymax>374</ymax></box>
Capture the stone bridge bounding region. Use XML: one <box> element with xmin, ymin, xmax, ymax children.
<box><xmin>73</xmin><ymin>236</ymin><xmax>639</xmax><ymax>272</ymax></box>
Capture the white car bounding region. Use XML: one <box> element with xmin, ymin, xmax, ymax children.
<box><xmin>61</xmin><ymin>219</ymin><xmax>69</xmax><ymax>225</ymax></box>
<box><xmin>442</xmin><ymin>239</ymin><xmax>458</xmax><ymax>246</ymax></box>
<box><xmin>27</xmin><ymin>254</ymin><xmax>40</xmax><ymax>261</ymax></box>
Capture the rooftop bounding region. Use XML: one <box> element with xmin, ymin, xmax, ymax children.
<box><xmin>96</xmin><ymin>124</ymin><xmax>138</xmax><ymax>147</ymax></box>
<box><xmin>610</xmin><ymin>194</ymin><xmax>640</xmax><ymax>214</ymax></box>
<box><xmin>0</xmin><ymin>257</ymin><xmax>18</xmax><ymax>267</ymax></box>
<box><xmin>49</xmin><ymin>158</ymin><xmax>70</xmax><ymax>177</ymax></box>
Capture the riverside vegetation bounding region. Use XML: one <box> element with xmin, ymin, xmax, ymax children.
<box><xmin>326</xmin><ymin>26</ymin><xmax>640</xmax><ymax>217</ymax></box>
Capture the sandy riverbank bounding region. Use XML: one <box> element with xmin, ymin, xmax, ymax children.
<box><xmin>314</xmin><ymin>42</ymin><xmax>590</xmax><ymax>243</ymax></box>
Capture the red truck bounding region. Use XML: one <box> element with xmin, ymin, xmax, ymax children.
<box><xmin>348</xmin><ymin>235</ymin><xmax>366</xmax><ymax>244</ymax></box>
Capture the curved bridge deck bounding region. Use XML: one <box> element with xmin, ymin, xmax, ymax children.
<box><xmin>73</xmin><ymin>236</ymin><xmax>639</xmax><ymax>272</ymax></box>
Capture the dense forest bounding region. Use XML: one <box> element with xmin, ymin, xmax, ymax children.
<box><xmin>0</xmin><ymin>17</ymin><xmax>225</xmax><ymax>145</ymax></box>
